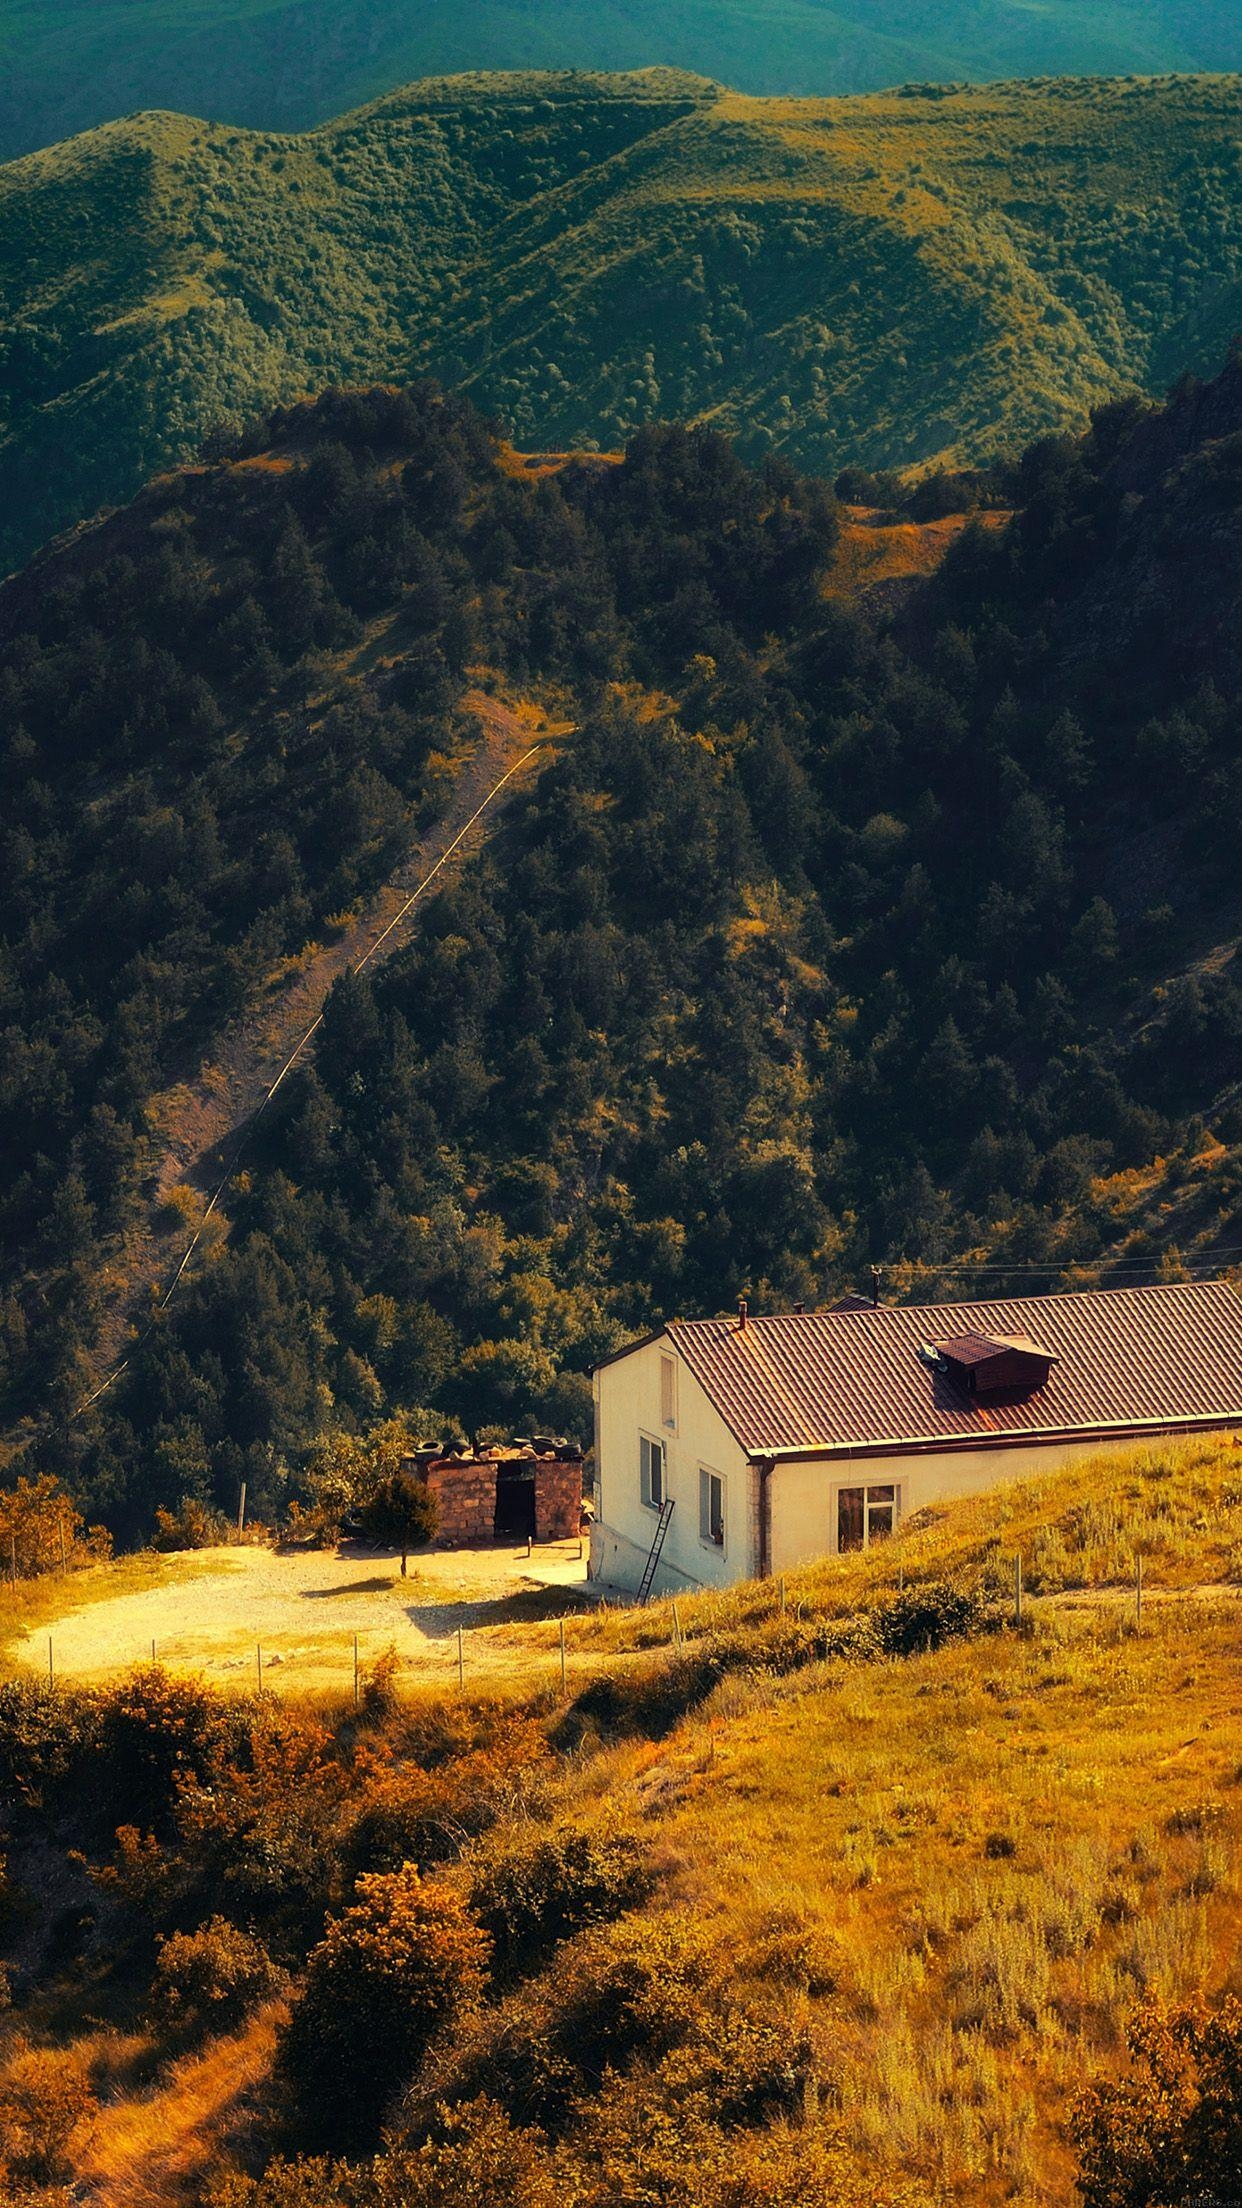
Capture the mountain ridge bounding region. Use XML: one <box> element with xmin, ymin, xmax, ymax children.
<box><xmin>5</xmin><ymin>67</ymin><xmax>1242</xmax><ymax>575</ymax></box>
<box><xmin>4</xmin><ymin>0</ymin><xmax>1242</xmax><ymax>163</ymax></box>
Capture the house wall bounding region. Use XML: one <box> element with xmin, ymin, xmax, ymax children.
<box><xmin>768</xmin><ymin>1432</ymin><xmax>1147</xmax><ymax>1572</ymax></box>
<box><xmin>593</xmin><ymin>1336</ymin><xmax>753</xmax><ymax>1595</ymax></box>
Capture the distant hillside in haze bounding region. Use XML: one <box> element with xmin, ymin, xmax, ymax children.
<box><xmin>5</xmin><ymin>69</ymin><xmax>1242</xmax><ymax>573</ymax></box>
<box><xmin>3</xmin><ymin>0</ymin><xmax>1242</xmax><ymax>161</ymax></box>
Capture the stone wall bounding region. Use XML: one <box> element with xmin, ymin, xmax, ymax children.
<box><xmin>425</xmin><ymin>1457</ymin><xmax>497</xmax><ymax>1545</ymax></box>
<box><xmin>534</xmin><ymin>1456</ymin><xmax>582</xmax><ymax>1541</ymax></box>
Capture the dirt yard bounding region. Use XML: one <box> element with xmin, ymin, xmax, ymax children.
<box><xmin>16</xmin><ymin>1539</ymin><xmax>589</xmax><ymax>1692</ymax></box>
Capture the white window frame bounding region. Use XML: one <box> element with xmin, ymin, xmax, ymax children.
<box><xmin>660</xmin><ymin>1352</ymin><xmax>678</xmax><ymax>1432</ymax></box>
<box><xmin>640</xmin><ymin>1433</ymin><xmax>666</xmax><ymax>1511</ymax></box>
<box><xmin>834</xmin><ymin>1480</ymin><xmax>902</xmax><ymax>1555</ymax></box>
<box><xmin>699</xmin><ymin>1465</ymin><xmax>726</xmax><ymax>1554</ymax></box>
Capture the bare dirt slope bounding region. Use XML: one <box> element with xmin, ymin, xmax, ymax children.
<box><xmin>18</xmin><ymin>1541</ymin><xmax>589</xmax><ymax>1692</ymax></box>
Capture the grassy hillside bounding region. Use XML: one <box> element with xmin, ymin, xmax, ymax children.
<box><xmin>3</xmin><ymin>361</ymin><xmax>1242</xmax><ymax>1533</ymax></box>
<box><xmin>3</xmin><ymin>1435</ymin><xmax>1242</xmax><ymax>2206</ymax></box>
<box><xmin>4</xmin><ymin>0</ymin><xmax>1242</xmax><ymax>162</ymax></box>
<box><xmin>6</xmin><ymin>69</ymin><xmax>1242</xmax><ymax>571</ymax></box>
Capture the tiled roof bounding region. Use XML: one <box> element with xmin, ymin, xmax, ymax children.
<box><xmin>665</xmin><ymin>1281</ymin><xmax>1242</xmax><ymax>1457</ymax></box>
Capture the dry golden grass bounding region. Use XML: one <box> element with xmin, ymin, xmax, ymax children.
<box><xmin>553</xmin><ymin>1594</ymin><xmax>1242</xmax><ymax>2204</ymax></box>
<box><xmin>552</xmin><ymin>1432</ymin><xmax>1242</xmax><ymax>1668</ymax></box>
<box><xmin>825</xmin><ymin>507</ymin><xmax>1008</xmax><ymax>602</ymax></box>
<box><xmin>74</xmin><ymin>2005</ymin><xmax>284</xmax><ymax>2207</ymax></box>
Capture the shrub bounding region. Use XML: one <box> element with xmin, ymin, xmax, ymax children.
<box><xmin>342</xmin><ymin>1727</ymin><xmax>550</xmax><ymax>1879</ymax></box>
<box><xmin>409</xmin><ymin>1913</ymin><xmax>715</xmax><ymax>2135</ymax></box>
<box><xmin>0</xmin><ymin>2045</ymin><xmax>96</xmax><ymax>2186</ymax></box>
<box><xmin>175</xmin><ymin>1708</ymin><xmax>346</xmax><ymax>1926</ymax></box>
<box><xmin>94</xmin><ymin>1665</ymin><xmax>230</xmax><ymax>1822</ymax></box>
<box><xmin>152</xmin><ymin>1497</ymin><xmax>231</xmax><ymax>1550</ymax></box>
<box><xmin>279</xmin><ymin>1865</ymin><xmax>489</xmax><ymax>2151</ymax></box>
<box><xmin>369</xmin><ymin>2098</ymin><xmax>557</xmax><ymax>2208</ymax></box>
<box><xmin>151</xmin><ymin>1917</ymin><xmax>279</xmax><ymax>2040</ymax></box>
<box><xmin>869</xmin><ymin>1581</ymin><xmax>988</xmax><ymax>1656</ymax></box>
<box><xmin>0</xmin><ymin>1679</ymin><xmax>93</xmax><ymax>1808</ymax></box>
<box><xmin>1072</xmin><ymin>1995</ymin><xmax>1242</xmax><ymax>2208</ymax></box>
<box><xmin>206</xmin><ymin>2160</ymin><xmax>357</xmax><ymax>2208</ymax></box>
<box><xmin>469</xmin><ymin>1823</ymin><xmax>652</xmax><ymax>1979</ymax></box>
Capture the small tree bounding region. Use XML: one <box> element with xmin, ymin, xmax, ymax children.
<box><xmin>279</xmin><ymin>1865</ymin><xmax>489</xmax><ymax>2150</ymax></box>
<box><xmin>360</xmin><ymin>1470</ymin><xmax>438</xmax><ymax>1575</ymax></box>
<box><xmin>151</xmin><ymin>1917</ymin><xmax>279</xmax><ymax>2042</ymax></box>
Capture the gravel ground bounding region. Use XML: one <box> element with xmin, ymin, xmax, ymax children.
<box><xmin>19</xmin><ymin>1539</ymin><xmax>589</xmax><ymax>1690</ymax></box>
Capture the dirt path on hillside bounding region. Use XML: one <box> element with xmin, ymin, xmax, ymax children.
<box><xmin>18</xmin><ymin>1541</ymin><xmax>590</xmax><ymax>1692</ymax></box>
<box><xmin>146</xmin><ymin>691</ymin><xmax>552</xmax><ymax>1204</ymax></box>
<box><xmin>45</xmin><ymin>692</ymin><xmax>564</xmax><ymax>1424</ymax></box>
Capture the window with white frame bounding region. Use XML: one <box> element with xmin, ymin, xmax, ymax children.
<box><xmin>660</xmin><ymin>1353</ymin><xmax>677</xmax><ymax>1431</ymax></box>
<box><xmin>640</xmin><ymin>1434</ymin><xmax>666</xmax><ymax>1510</ymax></box>
<box><xmin>836</xmin><ymin>1483</ymin><xmax>900</xmax><ymax>1553</ymax></box>
<box><xmin>699</xmin><ymin>1466</ymin><xmax>725</xmax><ymax>1550</ymax></box>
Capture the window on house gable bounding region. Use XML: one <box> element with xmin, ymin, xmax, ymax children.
<box><xmin>640</xmin><ymin>1435</ymin><xmax>666</xmax><ymax>1510</ymax></box>
<box><xmin>699</xmin><ymin>1467</ymin><xmax>725</xmax><ymax>1550</ymax></box>
<box><xmin>837</xmin><ymin>1483</ymin><xmax>899</xmax><ymax>1553</ymax></box>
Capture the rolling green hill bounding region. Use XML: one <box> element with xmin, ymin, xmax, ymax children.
<box><xmin>5</xmin><ymin>69</ymin><xmax>1242</xmax><ymax>574</ymax></box>
<box><xmin>3</xmin><ymin>0</ymin><xmax>1242</xmax><ymax>163</ymax></box>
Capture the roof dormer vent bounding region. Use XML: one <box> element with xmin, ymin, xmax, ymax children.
<box><xmin>935</xmin><ymin>1331</ymin><xmax>1057</xmax><ymax>1399</ymax></box>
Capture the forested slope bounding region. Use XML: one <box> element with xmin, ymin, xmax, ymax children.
<box><xmin>3</xmin><ymin>361</ymin><xmax>1241</xmax><ymax>1532</ymax></box>
<box><xmin>5</xmin><ymin>0</ymin><xmax>1242</xmax><ymax>163</ymax></box>
<box><xmin>5</xmin><ymin>69</ymin><xmax>1242</xmax><ymax>572</ymax></box>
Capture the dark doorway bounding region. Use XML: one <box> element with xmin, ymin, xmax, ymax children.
<box><xmin>494</xmin><ymin>1462</ymin><xmax>536</xmax><ymax>1540</ymax></box>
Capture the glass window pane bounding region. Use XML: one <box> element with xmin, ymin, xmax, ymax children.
<box><xmin>868</xmin><ymin>1502</ymin><xmax>895</xmax><ymax>1544</ymax></box>
<box><xmin>868</xmin><ymin>1486</ymin><xmax>896</xmax><ymax>1503</ymax></box>
<box><xmin>838</xmin><ymin>1488</ymin><xmax>865</xmax><ymax>1552</ymax></box>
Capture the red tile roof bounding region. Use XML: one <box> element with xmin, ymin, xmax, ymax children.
<box><xmin>664</xmin><ymin>1281</ymin><xmax>1242</xmax><ymax>1458</ymax></box>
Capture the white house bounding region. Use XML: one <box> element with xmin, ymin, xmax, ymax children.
<box><xmin>590</xmin><ymin>1279</ymin><xmax>1242</xmax><ymax>1595</ymax></box>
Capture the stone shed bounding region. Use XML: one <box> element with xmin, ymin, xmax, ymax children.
<box><xmin>402</xmin><ymin>1438</ymin><xmax>584</xmax><ymax>1548</ymax></box>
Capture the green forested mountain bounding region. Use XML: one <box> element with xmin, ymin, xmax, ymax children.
<box><xmin>3</xmin><ymin>0</ymin><xmax>1242</xmax><ymax>162</ymax></box>
<box><xmin>3</xmin><ymin>361</ymin><xmax>1241</xmax><ymax>1533</ymax></box>
<box><xmin>5</xmin><ymin>69</ymin><xmax>1242</xmax><ymax>573</ymax></box>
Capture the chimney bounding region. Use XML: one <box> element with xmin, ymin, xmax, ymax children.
<box><xmin>737</xmin><ymin>1296</ymin><xmax>749</xmax><ymax>1331</ymax></box>
<box><xmin>870</xmin><ymin>1265</ymin><xmax>883</xmax><ymax>1307</ymax></box>
<box><xmin>794</xmin><ymin>1300</ymin><xmax>805</xmax><ymax>1315</ymax></box>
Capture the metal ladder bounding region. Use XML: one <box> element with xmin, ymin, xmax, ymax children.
<box><xmin>637</xmin><ymin>1498</ymin><xmax>675</xmax><ymax>1604</ymax></box>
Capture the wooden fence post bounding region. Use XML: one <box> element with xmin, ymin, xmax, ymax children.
<box><xmin>48</xmin><ymin>1637</ymin><xmax>54</xmax><ymax>1685</ymax></box>
<box><xmin>457</xmin><ymin>1625</ymin><xmax>465</xmax><ymax>1689</ymax></box>
<box><xmin>1014</xmin><ymin>1554</ymin><xmax>1023</xmax><ymax>1629</ymax></box>
<box><xmin>1136</xmin><ymin>1554</ymin><xmax>1143</xmax><ymax>1630</ymax></box>
<box><xmin>559</xmin><ymin>1615</ymin><xmax>567</xmax><ymax>1692</ymax></box>
<box><xmin>354</xmin><ymin>1634</ymin><xmax>360</xmax><ymax>1711</ymax></box>
<box><xmin>672</xmin><ymin>1598</ymin><xmax>682</xmax><ymax>1651</ymax></box>
<box><xmin>256</xmin><ymin>1643</ymin><xmax>262</xmax><ymax>1691</ymax></box>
